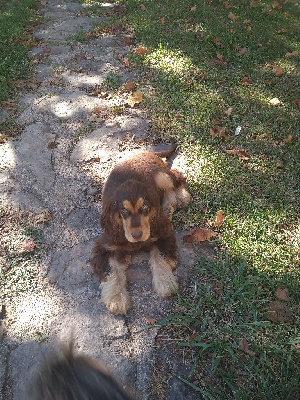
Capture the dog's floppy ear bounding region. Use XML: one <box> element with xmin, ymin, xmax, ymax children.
<box><xmin>100</xmin><ymin>198</ymin><xmax>124</xmax><ymax>243</ymax></box>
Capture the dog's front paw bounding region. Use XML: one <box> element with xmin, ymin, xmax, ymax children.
<box><xmin>153</xmin><ymin>268</ymin><xmax>178</xmax><ymax>297</ymax></box>
<box><xmin>105</xmin><ymin>291</ymin><xmax>131</xmax><ymax>315</ymax></box>
<box><xmin>100</xmin><ymin>281</ymin><xmax>131</xmax><ymax>315</ymax></box>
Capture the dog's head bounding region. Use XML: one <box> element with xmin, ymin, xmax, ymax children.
<box><xmin>101</xmin><ymin>180</ymin><xmax>170</xmax><ymax>244</ymax></box>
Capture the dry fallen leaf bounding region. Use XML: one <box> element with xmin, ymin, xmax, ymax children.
<box><xmin>136</xmin><ymin>45</ymin><xmax>148</xmax><ymax>55</ymax></box>
<box><xmin>283</xmin><ymin>135</ymin><xmax>292</xmax><ymax>143</ymax></box>
<box><xmin>216</xmin><ymin>211</ymin><xmax>225</xmax><ymax>227</ymax></box>
<box><xmin>240</xmin><ymin>77</ymin><xmax>251</xmax><ymax>85</ymax></box>
<box><xmin>292</xmin><ymin>99</ymin><xmax>300</xmax><ymax>107</ymax></box>
<box><xmin>224</xmin><ymin>1</ymin><xmax>232</xmax><ymax>9</ymax></box>
<box><xmin>237</xmin><ymin>47</ymin><xmax>248</xmax><ymax>55</ymax></box>
<box><xmin>122</xmin><ymin>57</ymin><xmax>130</xmax><ymax>67</ymax></box>
<box><xmin>270</xmin><ymin>97</ymin><xmax>281</xmax><ymax>106</ymax></box>
<box><xmin>239</xmin><ymin>338</ymin><xmax>256</xmax><ymax>356</ymax></box>
<box><xmin>190</xmin><ymin>5</ymin><xmax>197</xmax><ymax>12</ymax></box>
<box><xmin>265</xmin><ymin>301</ymin><xmax>292</xmax><ymax>323</ymax></box>
<box><xmin>213</xmin><ymin>37</ymin><xmax>225</xmax><ymax>48</ymax></box>
<box><xmin>127</xmin><ymin>90</ymin><xmax>143</xmax><ymax>107</ymax></box>
<box><xmin>19</xmin><ymin>239</ymin><xmax>36</xmax><ymax>255</ymax></box>
<box><xmin>146</xmin><ymin>318</ymin><xmax>157</xmax><ymax>325</ymax></box>
<box><xmin>124</xmin><ymin>81</ymin><xmax>136</xmax><ymax>91</ymax></box>
<box><xmin>228</xmin><ymin>12</ymin><xmax>239</xmax><ymax>21</ymax></box>
<box><xmin>140</xmin><ymin>4</ymin><xmax>146</xmax><ymax>11</ymax></box>
<box><xmin>225</xmin><ymin>149</ymin><xmax>250</xmax><ymax>160</ymax></box>
<box><xmin>275</xmin><ymin>287</ymin><xmax>290</xmax><ymax>301</ymax></box>
<box><xmin>34</xmin><ymin>209</ymin><xmax>52</xmax><ymax>224</ymax></box>
<box><xmin>225</xmin><ymin>107</ymin><xmax>233</xmax><ymax>116</ymax></box>
<box><xmin>272</xmin><ymin>65</ymin><xmax>284</xmax><ymax>76</ymax></box>
<box><xmin>183</xmin><ymin>227</ymin><xmax>217</xmax><ymax>244</ymax></box>
<box><xmin>285</xmin><ymin>51</ymin><xmax>298</xmax><ymax>58</ymax></box>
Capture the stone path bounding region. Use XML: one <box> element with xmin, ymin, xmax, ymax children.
<box><xmin>0</xmin><ymin>1</ymin><xmax>201</xmax><ymax>399</ymax></box>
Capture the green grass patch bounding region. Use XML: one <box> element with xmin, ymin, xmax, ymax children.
<box><xmin>159</xmin><ymin>253</ymin><xmax>300</xmax><ymax>399</ymax></box>
<box><xmin>0</xmin><ymin>0</ymin><xmax>39</xmax><ymax>101</ymax></box>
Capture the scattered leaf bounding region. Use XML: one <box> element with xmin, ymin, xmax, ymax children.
<box><xmin>271</xmin><ymin>1</ymin><xmax>279</xmax><ymax>8</ymax></box>
<box><xmin>239</xmin><ymin>339</ymin><xmax>256</xmax><ymax>356</ymax></box>
<box><xmin>275</xmin><ymin>287</ymin><xmax>290</xmax><ymax>301</ymax></box>
<box><xmin>292</xmin><ymin>99</ymin><xmax>300</xmax><ymax>107</ymax></box>
<box><xmin>225</xmin><ymin>107</ymin><xmax>233</xmax><ymax>116</ymax></box>
<box><xmin>285</xmin><ymin>51</ymin><xmax>298</xmax><ymax>57</ymax></box>
<box><xmin>122</xmin><ymin>57</ymin><xmax>130</xmax><ymax>67</ymax></box>
<box><xmin>224</xmin><ymin>1</ymin><xmax>232</xmax><ymax>9</ymax></box>
<box><xmin>225</xmin><ymin>149</ymin><xmax>250</xmax><ymax>160</ymax></box>
<box><xmin>127</xmin><ymin>90</ymin><xmax>143</xmax><ymax>107</ymax></box>
<box><xmin>272</xmin><ymin>65</ymin><xmax>283</xmax><ymax>76</ymax></box>
<box><xmin>213</xmin><ymin>37</ymin><xmax>225</xmax><ymax>48</ymax></box>
<box><xmin>190</xmin><ymin>5</ymin><xmax>197</xmax><ymax>12</ymax></box>
<box><xmin>124</xmin><ymin>81</ymin><xmax>136</xmax><ymax>91</ymax></box>
<box><xmin>240</xmin><ymin>77</ymin><xmax>251</xmax><ymax>85</ymax></box>
<box><xmin>159</xmin><ymin>17</ymin><xmax>165</xmax><ymax>24</ymax></box>
<box><xmin>228</xmin><ymin>12</ymin><xmax>239</xmax><ymax>21</ymax></box>
<box><xmin>34</xmin><ymin>209</ymin><xmax>52</xmax><ymax>224</ymax></box>
<box><xmin>270</xmin><ymin>97</ymin><xmax>281</xmax><ymax>106</ymax></box>
<box><xmin>18</xmin><ymin>239</ymin><xmax>36</xmax><ymax>255</ymax></box>
<box><xmin>265</xmin><ymin>300</ymin><xmax>292</xmax><ymax>323</ymax></box>
<box><xmin>237</xmin><ymin>47</ymin><xmax>248</xmax><ymax>55</ymax></box>
<box><xmin>136</xmin><ymin>45</ymin><xmax>148</xmax><ymax>55</ymax></box>
<box><xmin>250</xmin><ymin>1</ymin><xmax>258</xmax><ymax>7</ymax></box>
<box><xmin>146</xmin><ymin>318</ymin><xmax>157</xmax><ymax>325</ymax></box>
<box><xmin>216</xmin><ymin>211</ymin><xmax>225</xmax><ymax>227</ymax></box>
<box><xmin>276</xmin><ymin>159</ymin><xmax>284</xmax><ymax>168</ymax></box>
<box><xmin>183</xmin><ymin>227</ymin><xmax>217</xmax><ymax>244</ymax></box>
<box><xmin>140</xmin><ymin>4</ymin><xmax>146</xmax><ymax>11</ymax></box>
<box><xmin>283</xmin><ymin>134</ymin><xmax>292</xmax><ymax>143</ymax></box>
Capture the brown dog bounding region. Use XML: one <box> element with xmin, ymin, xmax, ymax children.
<box><xmin>91</xmin><ymin>151</ymin><xmax>190</xmax><ymax>314</ymax></box>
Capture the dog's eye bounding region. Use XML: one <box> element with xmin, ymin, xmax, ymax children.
<box><xmin>140</xmin><ymin>205</ymin><xmax>149</xmax><ymax>215</ymax></box>
<box><xmin>120</xmin><ymin>209</ymin><xmax>131</xmax><ymax>219</ymax></box>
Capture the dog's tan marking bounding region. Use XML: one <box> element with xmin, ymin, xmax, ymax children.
<box><xmin>154</xmin><ymin>171</ymin><xmax>174</xmax><ymax>191</ymax></box>
<box><xmin>122</xmin><ymin>200</ymin><xmax>134</xmax><ymax>213</ymax></box>
<box><xmin>149</xmin><ymin>246</ymin><xmax>178</xmax><ymax>297</ymax></box>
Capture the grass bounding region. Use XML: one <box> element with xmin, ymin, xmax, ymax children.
<box><xmin>83</xmin><ymin>0</ymin><xmax>300</xmax><ymax>398</ymax></box>
<box><xmin>0</xmin><ymin>0</ymin><xmax>38</xmax><ymax>101</ymax></box>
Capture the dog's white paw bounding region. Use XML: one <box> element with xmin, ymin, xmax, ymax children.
<box><xmin>153</xmin><ymin>268</ymin><xmax>178</xmax><ymax>297</ymax></box>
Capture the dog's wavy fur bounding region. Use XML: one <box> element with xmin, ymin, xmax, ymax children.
<box><xmin>27</xmin><ymin>341</ymin><xmax>132</xmax><ymax>400</ymax></box>
<box><xmin>91</xmin><ymin>151</ymin><xmax>190</xmax><ymax>314</ymax></box>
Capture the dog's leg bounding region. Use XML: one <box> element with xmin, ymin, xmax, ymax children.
<box><xmin>175</xmin><ymin>185</ymin><xmax>191</xmax><ymax>209</ymax></box>
<box><xmin>100</xmin><ymin>255</ymin><xmax>131</xmax><ymax>315</ymax></box>
<box><xmin>149</xmin><ymin>245</ymin><xmax>178</xmax><ymax>297</ymax></box>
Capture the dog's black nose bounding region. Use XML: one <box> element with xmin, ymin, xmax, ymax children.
<box><xmin>131</xmin><ymin>231</ymin><xmax>143</xmax><ymax>240</ymax></box>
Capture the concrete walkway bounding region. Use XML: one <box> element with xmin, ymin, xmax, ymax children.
<box><xmin>0</xmin><ymin>1</ymin><xmax>201</xmax><ymax>399</ymax></box>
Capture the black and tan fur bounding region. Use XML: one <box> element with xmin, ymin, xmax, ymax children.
<box><xmin>91</xmin><ymin>151</ymin><xmax>190</xmax><ymax>315</ymax></box>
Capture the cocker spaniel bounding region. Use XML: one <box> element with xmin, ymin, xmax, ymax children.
<box><xmin>91</xmin><ymin>150</ymin><xmax>190</xmax><ymax>315</ymax></box>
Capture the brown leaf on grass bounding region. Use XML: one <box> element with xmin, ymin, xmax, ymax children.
<box><xmin>271</xmin><ymin>1</ymin><xmax>279</xmax><ymax>8</ymax></box>
<box><xmin>228</xmin><ymin>12</ymin><xmax>239</xmax><ymax>21</ymax></box>
<box><xmin>265</xmin><ymin>301</ymin><xmax>292</xmax><ymax>323</ymax></box>
<box><xmin>190</xmin><ymin>5</ymin><xmax>197</xmax><ymax>12</ymax></box>
<box><xmin>275</xmin><ymin>287</ymin><xmax>290</xmax><ymax>301</ymax></box>
<box><xmin>127</xmin><ymin>90</ymin><xmax>143</xmax><ymax>107</ymax></box>
<box><xmin>270</xmin><ymin>97</ymin><xmax>281</xmax><ymax>106</ymax></box>
<box><xmin>224</xmin><ymin>1</ymin><xmax>232</xmax><ymax>9</ymax></box>
<box><xmin>146</xmin><ymin>318</ymin><xmax>157</xmax><ymax>325</ymax></box>
<box><xmin>140</xmin><ymin>4</ymin><xmax>146</xmax><ymax>11</ymax></box>
<box><xmin>292</xmin><ymin>99</ymin><xmax>300</xmax><ymax>107</ymax></box>
<box><xmin>250</xmin><ymin>0</ymin><xmax>258</xmax><ymax>7</ymax></box>
<box><xmin>283</xmin><ymin>134</ymin><xmax>293</xmax><ymax>143</ymax></box>
<box><xmin>240</xmin><ymin>77</ymin><xmax>251</xmax><ymax>85</ymax></box>
<box><xmin>34</xmin><ymin>209</ymin><xmax>52</xmax><ymax>224</ymax></box>
<box><xmin>243</xmin><ymin>19</ymin><xmax>251</xmax><ymax>24</ymax></box>
<box><xmin>239</xmin><ymin>339</ymin><xmax>256</xmax><ymax>356</ymax></box>
<box><xmin>216</xmin><ymin>211</ymin><xmax>225</xmax><ymax>227</ymax></box>
<box><xmin>122</xmin><ymin>57</ymin><xmax>130</xmax><ymax>67</ymax></box>
<box><xmin>225</xmin><ymin>107</ymin><xmax>233</xmax><ymax>116</ymax></box>
<box><xmin>213</xmin><ymin>37</ymin><xmax>225</xmax><ymax>48</ymax></box>
<box><xmin>285</xmin><ymin>51</ymin><xmax>298</xmax><ymax>58</ymax></box>
<box><xmin>136</xmin><ymin>45</ymin><xmax>148</xmax><ymax>55</ymax></box>
<box><xmin>124</xmin><ymin>81</ymin><xmax>136</xmax><ymax>91</ymax></box>
<box><xmin>183</xmin><ymin>227</ymin><xmax>217</xmax><ymax>244</ymax></box>
<box><xmin>237</xmin><ymin>47</ymin><xmax>248</xmax><ymax>55</ymax></box>
<box><xmin>225</xmin><ymin>149</ymin><xmax>250</xmax><ymax>160</ymax></box>
<box><xmin>276</xmin><ymin>159</ymin><xmax>284</xmax><ymax>168</ymax></box>
<box><xmin>272</xmin><ymin>65</ymin><xmax>284</xmax><ymax>76</ymax></box>
<box><xmin>18</xmin><ymin>239</ymin><xmax>36</xmax><ymax>255</ymax></box>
